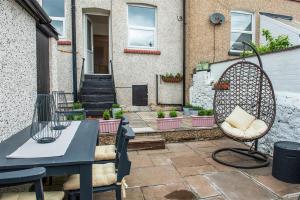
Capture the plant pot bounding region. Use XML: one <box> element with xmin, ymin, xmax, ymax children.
<box><xmin>157</xmin><ymin>117</ymin><xmax>183</xmax><ymax>130</ymax></box>
<box><xmin>112</xmin><ymin>108</ymin><xmax>122</xmax><ymax>119</ymax></box>
<box><xmin>190</xmin><ymin>110</ymin><xmax>198</xmax><ymax>116</ymax></box>
<box><xmin>192</xmin><ymin>116</ymin><xmax>215</xmax><ymax>127</ymax></box>
<box><xmin>183</xmin><ymin>107</ymin><xmax>191</xmax><ymax>116</ymax></box>
<box><xmin>99</xmin><ymin>119</ymin><xmax>120</xmax><ymax>133</ymax></box>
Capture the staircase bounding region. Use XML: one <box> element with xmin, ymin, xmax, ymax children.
<box><xmin>80</xmin><ymin>74</ymin><xmax>115</xmax><ymax>118</ymax></box>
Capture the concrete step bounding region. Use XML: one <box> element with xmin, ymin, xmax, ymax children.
<box><xmin>81</xmin><ymin>94</ymin><xmax>114</xmax><ymax>102</ymax></box>
<box><xmin>81</xmin><ymin>88</ymin><xmax>115</xmax><ymax>95</ymax></box>
<box><xmin>83</xmin><ymin>102</ymin><xmax>113</xmax><ymax>109</ymax></box>
<box><xmin>84</xmin><ymin>74</ymin><xmax>112</xmax><ymax>80</ymax></box>
<box><xmin>83</xmin><ymin>80</ymin><xmax>113</xmax><ymax>88</ymax></box>
<box><xmin>128</xmin><ymin>135</ymin><xmax>166</xmax><ymax>151</ymax></box>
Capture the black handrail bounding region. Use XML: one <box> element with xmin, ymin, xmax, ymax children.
<box><xmin>78</xmin><ymin>58</ymin><xmax>85</xmax><ymax>99</ymax></box>
<box><xmin>110</xmin><ymin>60</ymin><xmax>117</xmax><ymax>104</ymax></box>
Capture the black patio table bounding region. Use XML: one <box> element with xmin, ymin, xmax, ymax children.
<box><xmin>0</xmin><ymin>120</ymin><xmax>98</xmax><ymax>200</ymax></box>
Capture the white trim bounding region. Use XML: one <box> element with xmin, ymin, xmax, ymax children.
<box><xmin>127</xmin><ymin>4</ymin><xmax>157</xmax><ymax>49</ymax></box>
<box><xmin>230</xmin><ymin>10</ymin><xmax>255</xmax><ymax>53</ymax></box>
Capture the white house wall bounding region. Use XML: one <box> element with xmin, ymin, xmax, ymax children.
<box><xmin>0</xmin><ymin>0</ymin><xmax>37</xmax><ymax>142</ymax></box>
<box><xmin>190</xmin><ymin>47</ymin><xmax>300</xmax><ymax>154</ymax></box>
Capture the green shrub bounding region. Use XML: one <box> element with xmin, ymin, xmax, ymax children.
<box><xmin>114</xmin><ymin>110</ymin><xmax>123</xmax><ymax>119</ymax></box>
<box><xmin>198</xmin><ymin>109</ymin><xmax>207</xmax><ymax>116</ymax></box>
<box><xmin>193</xmin><ymin>106</ymin><xmax>204</xmax><ymax>111</ymax></box>
<box><xmin>169</xmin><ymin>109</ymin><xmax>178</xmax><ymax>118</ymax></box>
<box><xmin>66</xmin><ymin>114</ymin><xmax>85</xmax><ymax>121</ymax></box>
<box><xmin>103</xmin><ymin>110</ymin><xmax>111</xmax><ymax>120</ymax></box>
<box><xmin>157</xmin><ymin>110</ymin><xmax>165</xmax><ymax>118</ymax></box>
<box><xmin>73</xmin><ymin>102</ymin><xmax>82</xmax><ymax>109</ymax></box>
<box><xmin>206</xmin><ymin>109</ymin><xmax>214</xmax><ymax>116</ymax></box>
<box><xmin>183</xmin><ymin>103</ymin><xmax>193</xmax><ymax>108</ymax></box>
<box><xmin>112</xmin><ymin>104</ymin><xmax>120</xmax><ymax>108</ymax></box>
<box><xmin>241</xmin><ymin>29</ymin><xmax>292</xmax><ymax>57</ymax></box>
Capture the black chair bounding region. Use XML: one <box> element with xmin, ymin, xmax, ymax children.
<box><xmin>94</xmin><ymin>117</ymin><xmax>129</xmax><ymax>164</ymax></box>
<box><xmin>0</xmin><ymin>167</ymin><xmax>64</xmax><ymax>200</ymax></box>
<box><xmin>64</xmin><ymin>126</ymin><xmax>135</xmax><ymax>200</ymax></box>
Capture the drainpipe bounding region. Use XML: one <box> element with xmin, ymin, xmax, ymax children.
<box><xmin>71</xmin><ymin>0</ymin><xmax>78</xmax><ymax>102</ymax></box>
<box><xmin>182</xmin><ymin>0</ymin><xmax>186</xmax><ymax>106</ymax></box>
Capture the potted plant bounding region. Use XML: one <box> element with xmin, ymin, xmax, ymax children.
<box><xmin>111</xmin><ymin>104</ymin><xmax>122</xmax><ymax>119</ymax></box>
<box><xmin>161</xmin><ymin>73</ymin><xmax>183</xmax><ymax>83</ymax></box>
<box><xmin>213</xmin><ymin>80</ymin><xmax>230</xmax><ymax>90</ymax></box>
<box><xmin>192</xmin><ymin>108</ymin><xmax>215</xmax><ymax>127</ymax></box>
<box><xmin>196</xmin><ymin>61</ymin><xmax>210</xmax><ymax>71</ymax></box>
<box><xmin>183</xmin><ymin>103</ymin><xmax>193</xmax><ymax>116</ymax></box>
<box><xmin>190</xmin><ymin>106</ymin><xmax>203</xmax><ymax>116</ymax></box>
<box><xmin>99</xmin><ymin>110</ymin><xmax>120</xmax><ymax>133</ymax></box>
<box><xmin>157</xmin><ymin>109</ymin><xmax>183</xmax><ymax>130</ymax></box>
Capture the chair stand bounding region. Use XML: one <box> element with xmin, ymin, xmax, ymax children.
<box><xmin>212</xmin><ymin>147</ymin><xmax>270</xmax><ymax>169</ymax></box>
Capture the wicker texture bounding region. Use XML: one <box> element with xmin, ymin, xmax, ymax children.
<box><xmin>213</xmin><ymin>61</ymin><xmax>276</xmax><ymax>142</ymax></box>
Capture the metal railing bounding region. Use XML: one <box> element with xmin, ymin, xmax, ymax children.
<box><xmin>110</xmin><ymin>60</ymin><xmax>117</xmax><ymax>104</ymax></box>
<box><xmin>78</xmin><ymin>58</ymin><xmax>85</xmax><ymax>99</ymax></box>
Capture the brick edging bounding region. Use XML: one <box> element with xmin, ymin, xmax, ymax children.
<box><xmin>57</xmin><ymin>40</ymin><xmax>72</xmax><ymax>45</ymax></box>
<box><xmin>124</xmin><ymin>48</ymin><xmax>161</xmax><ymax>55</ymax></box>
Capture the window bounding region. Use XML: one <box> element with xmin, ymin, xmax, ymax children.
<box><xmin>42</xmin><ymin>0</ymin><xmax>65</xmax><ymax>38</ymax></box>
<box><xmin>230</xmin><ymin>11</ymin><xmax>254</xmax><ymax>52</ymax></box>
<box><xmin>128</xmin><ymin>5</ymin><xmax>156</xmax><ymax>49</ymax></box>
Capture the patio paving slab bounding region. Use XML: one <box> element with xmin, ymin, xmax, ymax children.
<box><xmin>166</xmin><ymin>143</ymin><xmax>192</xmax><ymax>152</ymax></box>
<box><xmin>94</xmin><ymin>187</ymin><xmax>144</xmax><ymax>200</ymax></box>
<box><xmin>184</xmin><ymin>175</ymin><xmax>220</xmax><ymax>198</ymax></box>
<box><xmin>129</xmin><ymin>154</ymin><xmax>154</xmax><ymax>169</ymax></box>
<box><xmin>184</xmin><ymin>140</ymin><xmax>217</xmax><ymax>149</ymax></box>
<box><xmin>171</xmin><ymin>155</ymin><xmax>208</xmax><ymax>168</ymax></box>
<box><xmin>142</xmin><ymin>183</ymin><xmax>194</xmax><ymax>200</ymax></box>
<box><xmin>176</xmin><ymin>165</ymin><xmax>217</xmax><ymax>177</ymax></box>
<box><xmin>206</xmin><ymin>171</ymin><xmax>278</xmax><ymax>200</ymax></box>
<box><xmin>126</xmin><ymin>165</ymin><xmax>183</xmax><ymax>187</ymax></box>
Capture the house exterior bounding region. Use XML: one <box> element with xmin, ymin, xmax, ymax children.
<box><xmin>37</xmin><ymin>0</ymin><xmax>184</xmax><ymax>114</ymax></box>
<box><xmin>185</xmin><ymin>0</ymin><xmax>300</xmax><ymax>102</ymax></box>
<box><xmin>0</xmin><ymin>0</ymin><xmax>58</xmax><ymax>142</ymax></box>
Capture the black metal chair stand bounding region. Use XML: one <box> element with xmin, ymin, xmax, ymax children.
<box><xmin>212</xmin><ymin>42</ymin><xmax>276</xmax><ymax>169</ymax></box>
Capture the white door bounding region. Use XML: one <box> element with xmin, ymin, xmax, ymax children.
<box><xmin>84</xmin><ymin>15</ymin><xmax>94</xmax><ymax>74</ymax></box>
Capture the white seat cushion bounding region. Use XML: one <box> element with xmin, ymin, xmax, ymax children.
<box><xmin>95</xmin><ymin>145</ymin><xmax>116</xmax><ymax>161</ymax></box>
<box><xmin>244</xmin><ymin>119</ymin><xmax>268</xmax><ymax>139</ymax></box>
<box><xmin>221</xmin><ymin>119</ymin><xmax>268</xmax><ymax>139</ymax></box>
<box><xmin>225</xmin><ymin>106</ymin><xmax>255</xmax><ymax>131</ymax></box>
<box><xmin>0</xmin><ymin>191</ymin><xmax>64</xmax><ymax>200</ymax></box>
<box><xmin>63</xmin><ymin>163</ymin><xmax>117</xmax><ymax>191</ymax></box>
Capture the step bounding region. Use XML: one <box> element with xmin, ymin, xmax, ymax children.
<box><xmin>85</xmin><ymin>109</ymin><xmax>105</xmax><ymax>118</ymax></box>
<box><xmin>81</xmin><ymin>88</ymin><xmax>115</xmax><ymax>95</ymax></box>
<box><xmin>128</xmin><ymin>135</ymin><xmax>166</xmax><ymax>151</ymax></box>
<box><xmin>82</xmin><ymin>102</ymin><xmax>114</xmax><ymax>109</ymax></box>
<box><xmin>80</xmin><ymin>94</ymin><xmax>114</xmax><ymax>102</ymax></box>
<box><xmin>84</xmin><ymin>74</ymin><xmax>112</xmax><ymax>80</ymax></box>
<box><xmin>83</xmin><ymin>80</ymin><xmax>113</xmax><ymax>88</ymax></box>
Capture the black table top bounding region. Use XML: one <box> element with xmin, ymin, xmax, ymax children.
<box><xmin>274</xmin><ymin>141</ymin><xmax>300</xmax><ymax>151</ymax></box>
<box><xmin>0</xmin><ymin>120</ymin><xmax>98</xmax><ymax>170</ymax></box>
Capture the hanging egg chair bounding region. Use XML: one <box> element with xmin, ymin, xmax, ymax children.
<box><xmin>212</xmin><ymin>42</ymin><xmax>276</xmax><ymax>169</ymax></box>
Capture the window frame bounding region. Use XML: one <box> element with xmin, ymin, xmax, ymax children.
<box><xmin>41</xmin><ymin>0</ymin><xmax>66</xmax><ymax>38</ymax></box>
<box><xmin>127</xmin><ymin>4</ymin><xmax>157</xmax><ymax>49</ymax></box>
<box><xmin>230</xmin><ymin>10</ymin><xmax>255</xmax><ymax>53</ymax></box>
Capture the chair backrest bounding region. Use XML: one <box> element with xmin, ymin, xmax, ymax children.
<box><xmin>115</xmin><ymin>117</ymin><xmax>129</xmax><ymax>149</ymax></box>
<box><xmin>0</xmin><ymin>167</ymin><xmax>46</xmax><ymax>200</ymax></box>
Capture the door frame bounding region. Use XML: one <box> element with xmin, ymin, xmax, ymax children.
<box><xmin>83</xmin><ymin>12</ymin><xmax>112</xmax><ymax>75</ymax></box>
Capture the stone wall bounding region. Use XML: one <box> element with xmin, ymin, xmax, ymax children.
<box><xmin>0</xmin><ymin>0</ymin><xmax>37</xmax><ymax>142</ymax></box>
<box><xmin>190</xmin><ymin>47</ymin><xmax>300</xmax><ymax>154</ymax></box>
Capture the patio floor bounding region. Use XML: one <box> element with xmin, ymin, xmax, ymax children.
<box><xmin>94</xmin><ymin>138</ymin><xmax>300</xmax><ymax>200</ymax></box>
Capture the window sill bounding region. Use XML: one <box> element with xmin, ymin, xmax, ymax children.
<box><xmin>57</xmin><ymin>40</ymin><xmax>72</xmax><ymax>46</ymax></box>
<box><xmin>124</xmin><ymin>48</ymin><xmax>161</xmax><ymax>55</ymax></box>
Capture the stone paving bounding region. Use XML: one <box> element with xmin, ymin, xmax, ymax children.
<box><xmin>95</xmin><ymin>138</ymin><xmax>300</xmax><ymax>200</ymax></box>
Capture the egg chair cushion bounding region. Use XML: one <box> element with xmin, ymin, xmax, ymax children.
<box><xmin>225</xmin><ymin>106</ymin><xmax>256</xmax><ymax>131</ymax></box>
<box><xmin>221</xmin><ymin>122</ymin><xmax>244</xmax><ymax>138</ymax></box>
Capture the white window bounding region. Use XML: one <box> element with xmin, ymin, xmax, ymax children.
<box><xmin>230</xmin><ymin>11</ymin><xmax>255</xmax><ymax>52</ymax></box>
<box><xmin>128</xmin><ymin>5</ymin><xmax>156</xmax><ymax>49</ymax></box>
<box><xmin>42</xmin><ymin>0</ymin><xmax>65</xmax><ymax>38</ymax></box>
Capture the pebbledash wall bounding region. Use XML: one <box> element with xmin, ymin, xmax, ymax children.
<box><xmin>0</xmin><ymin>0</ymin><xmax>37</xmax><ymax>142</ymax></box>
<box><xmin>41</xmin><ymin>0</ymin><xmax>183</xmax><ymax>108</ymax></box>
<box><xmin>190</xmin><ymin>46</ymin><xmax>300</xmax><ymax>155</ymax></box>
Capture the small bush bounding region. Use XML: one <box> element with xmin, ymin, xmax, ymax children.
<box><xmin>206</xmin><ymin>109</ymin><xmax>214</xmax><ymax>116</ymax></box>
<box><xmin>112</xmin><ymin>104</ymin><xmax>121</xmax><ymax>108</ymax></box>
<box><xmin>169</xmin><ymin>109</ymin><xmax>178</xmax><ymax>118</ymax></box>
<box><xmin>73</xmin><ymin>102</ymin><xmax>82</xmax><ymax>109</ymax></box>
<box><xmin>103</xmin><ymin>110</ymin><xmax>111</xmax><ymax>120</ymax></box>
<box><xmin>193</xmin><ymin>106</ymin><xmax>204</xmax><ymax>111</ymax></box>
<box><xmin>114</xmin><ymin>110</ymin><xmax>123</xmax><ymax>119</ymax></box>
<box><xmin>157</xmin><ymin>110</ymin><xmax>165</xmax><ymax>118</ymax></box>
<box><xmin>183</xmin><ymin>103</ymin><xmax>193</xmax><ymax>108</ymax></box>
<box><xmin>198</xmin><ymin>109</ymin><xmax>207</xmax><ymax>116</ymax></box>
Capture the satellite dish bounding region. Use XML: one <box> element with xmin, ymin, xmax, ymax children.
<box><xmin>210</xmin><ymin>13</ymin><xmax>225</xmax><ymax>25</ymax></box>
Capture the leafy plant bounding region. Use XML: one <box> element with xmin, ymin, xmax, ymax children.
<box><xmin>198</xmin><ymin>109</ymin><xmax>214</xmax><ymax>116</ymax></box>
<box><xmin>192</xmin><ymin>106</ymin><xmax>204</xmax><ymax>111</ymax></box>
<box><xmin>112</xmin><ymin>104</ymin><xmax>121</xmax><ymax>108</ymax></box>
<box><xmin>157</xmin><ymin>110</ymin><xmax>165</xmax><ymax>118</ymax></box>
<box><xmin>103</xmin><ymin>110</ymin><xmax>111</xmax><ymax>120</ymax></box>
<box><xmin>206</xmin><ymin>109</ymin><xmax>214</xmax><ymax>116</ymax></box>
<box><xmin>241</xmin><ymin>29</ymin><xmax>292</xmax><ymax>56</ymax></box>
<box><xmin>72</xmin><ymin>102</ymin><xmax>82</xmax><ymax>110</ymax></box>
<box><xmin>183</xmin><ymin>103</ymin><xmax>193</xmax><ymax>108</ymax></box>
<box><xmin>169</xmin><ymin>109</ymin><xmax>178</xmax><ymax>118</ymax></box>
<box><xmin>114</xmin><ymin>110</ymin><xmax>123</xmax><ymax>119</ymax></box>
<box><xmin>66</xmin><ymin>114</ymin><xmax>84</xmax><ymax>121</ymax></box>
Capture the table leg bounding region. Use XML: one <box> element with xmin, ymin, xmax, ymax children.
<box><xmin>80</xmin><ymin>164</ymin><xmax>93</xmax><ymax>200</ymax></box>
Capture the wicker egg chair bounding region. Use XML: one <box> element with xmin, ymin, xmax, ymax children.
<box><xmin>212</xmin><ymin>42</ymin><xmax>276</xmax><ymax>169</ymax></box>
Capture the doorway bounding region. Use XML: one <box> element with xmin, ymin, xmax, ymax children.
<box><xmin>84</xmin><ymin>14</ymin><xmax>110</xmax><ymax>74</ymax></box>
